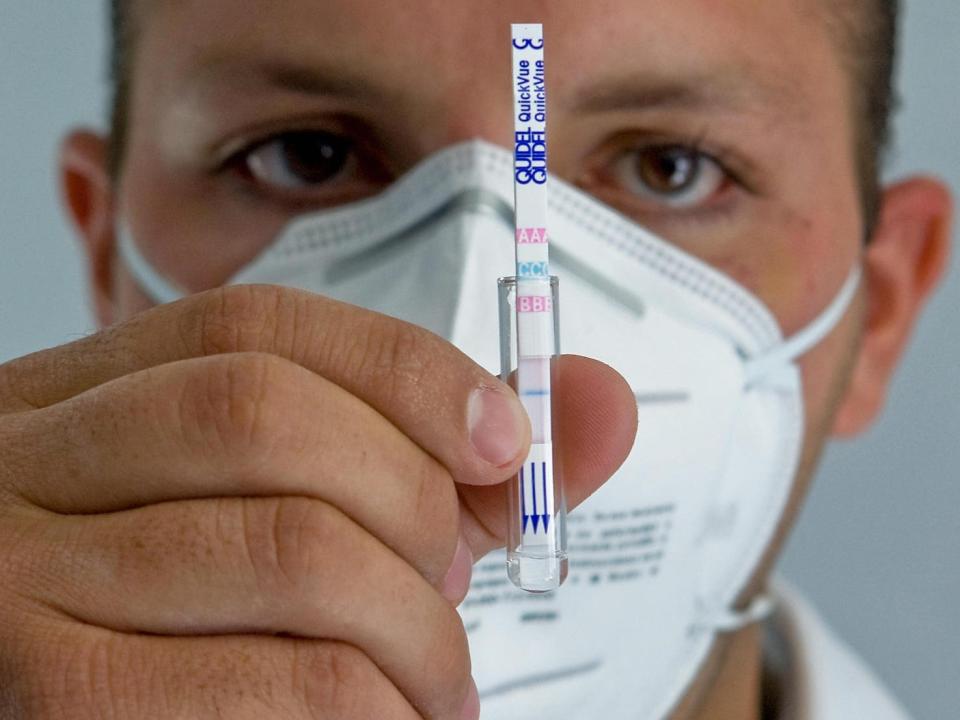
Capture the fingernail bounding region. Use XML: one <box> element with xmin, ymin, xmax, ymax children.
<box><xmin>460</xmin><ymin>677</ymin><xmax>480</xmax><ymax>720</ymax></box>
<box><xmin>467</xmin><ymin>386</ymin><xmax>526</xmax><ymax>468</ymax></box>
<box><xmin>441</xmin><ymin>535</ymin><xmax>474</xmax><ymax>604</ymax></box>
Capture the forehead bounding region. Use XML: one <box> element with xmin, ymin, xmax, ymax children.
<box><xmin>136</xmin><ymin>0</ymin><xmax>837</xmax><ymax>112</ymax></box>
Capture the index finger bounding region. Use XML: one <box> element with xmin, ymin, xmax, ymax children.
<box><xmin>0</xmin><ymin>284</ymin><xmax>530</xmax><ymax>486</ymax></box>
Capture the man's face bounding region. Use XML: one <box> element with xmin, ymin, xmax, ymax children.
<box><xmin>113</xmin><ymin>0</ymin><xmax>863</xmax><ymax>580</ymax></box>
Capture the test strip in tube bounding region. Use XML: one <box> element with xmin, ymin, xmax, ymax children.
<box><xmin>506</xmin><ymin>23</ymin><xmax>567</xmax><ymax>593</ymax></box>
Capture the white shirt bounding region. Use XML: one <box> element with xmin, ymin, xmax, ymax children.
<box><xmin>767</xmin><ymin>583</ymin><xmax>912</xmax><ymax>720</ymax></box>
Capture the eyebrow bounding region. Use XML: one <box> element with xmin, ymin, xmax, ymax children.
<box><xmin>190</xmin><ymin>54</ymin><xmax>797</xmax><ymax>126</ymax></box>
<box><xmin>568</xmin><ymin>70</ymin><xmax>792</xmax><ymax>116</ymax></box>
<box><xmin>191</xmin><ymin>55</ymin><xmax>391</xmax><ymax>104</ymax></box>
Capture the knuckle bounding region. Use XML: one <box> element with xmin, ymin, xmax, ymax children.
<box><xmin>348</xmin><ymin>316</ymin><xmax>432</xmax><ymax>403</ymax></box>
<box><xmin>292</xmin><ymin>643</ymin><xmax>376</xmax><ymax>719</ymax></box>
<box><xmin>192</xmin><ymin>284</ymin><xmax>291</xmax><ymax>357</ymax></box>
<box><xmin>178</xmin><ymin>352</ymin><xmax>293</xmax><ymax>457</ymax></box>
<box><xmin>240</xmin><ymin>497</ymin><xmax>343</xmax><ymax>594</ymax></box>
<box><xmin>420</xmin><ymin>607</ymin><xmax>471</xmax><ymax>708</ymax></box>
<box><xmin>408</xmin><ymin>456</ymin><xmax>460</xmax><ymax>583</ymax></box>
<box><xmin>418</xmin><ymin>605</ymin><xmax>471</xmax><ymax>717</ymax></box>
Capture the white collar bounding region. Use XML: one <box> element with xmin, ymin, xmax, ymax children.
<box><xmin>766</xmin><ymin>580</ymin><xmax>913</xmax><ymax>720</ymax></box>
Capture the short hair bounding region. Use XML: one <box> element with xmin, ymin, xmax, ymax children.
<box><xmin>106</xmin><ymin>0</ymin><xmax>900</xmax><ymax>235</ymax></box>
<box><xmin>107</xmin><ymin>0</ymin><xmax>134</xmax><ymax>179</ymax></box>
<box><xmin>828</xmin><ymin>0</ymin><xmax>901</xmax><ymax>235</ymax></box>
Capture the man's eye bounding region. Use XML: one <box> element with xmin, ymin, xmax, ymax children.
<box><xmin>240</xmin><ymin>131</ymin><xmax>353</xmax><ymax>190</ymax></box>
<box><xmin>612</xmin><ymin>145</ymin><xmax>728</xmax><ymax>208</ymax></box>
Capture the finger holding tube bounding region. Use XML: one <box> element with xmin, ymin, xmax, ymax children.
<box><xmin>3</xmin><ymin>352</ymin><xmax>463</xmax><ymax>592</ymax></box>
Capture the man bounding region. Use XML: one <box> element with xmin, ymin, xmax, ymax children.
<box><xmin>0</xmin><ymin>0</ymin><xmax>951</xmax><ymax>718</ymax></box>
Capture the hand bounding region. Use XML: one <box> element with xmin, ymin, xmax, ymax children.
<box><xmin>0</xmin><ymin>285</ymin><xmax>637</xmax><ymax>719</ymax></box>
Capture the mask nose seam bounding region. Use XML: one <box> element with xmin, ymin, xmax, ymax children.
<box><xmin>447</xmin><ymin>188</ymin><xmax>515</xmax><ymax>227</ymax></box>
<box><xmin>274</xmin><ymin>142</ymin><xmax>516</xmax><ymax>262</ymax></box>
<box><xmin>445</xmin><ymin>203</ymin><xmax>517</xmax><ymax>348</ymax></box>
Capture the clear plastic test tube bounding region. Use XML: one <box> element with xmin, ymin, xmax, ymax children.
<box><xmin>499</xmin><ymin>275</ymin><xmax>568</xmax><ymax>593</ymax></box>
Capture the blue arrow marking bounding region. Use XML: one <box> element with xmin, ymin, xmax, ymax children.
<box><xmin>530</xmin><ymin>462</ymin><xmax>542</xmax><ymax>533</ymax></box>
<box><xmin>540</xmin><ymin>461</ymin><xmax>550</xmax><ymax>532</ymax></box>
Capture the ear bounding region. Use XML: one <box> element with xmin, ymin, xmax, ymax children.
<box><xmin>59</xmin><ymin>130</ymin><xmax>117</xmax><ymax>328</ymax></box>
<box><xmin>833</xmin><ymin>177</ymin><xmax>953</xmax><ymax>436</ymax></box>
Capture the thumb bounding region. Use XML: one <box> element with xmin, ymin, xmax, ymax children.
<box><xmin>459</xmin><ymin>354</ymin><xmax>638</xmax><ymax>559</ymax></box>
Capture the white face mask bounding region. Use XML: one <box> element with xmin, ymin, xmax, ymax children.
<box><xmin>119</xmin><ymin>140</ymin><xmax>860</xmax><ymax>719</ymax></box>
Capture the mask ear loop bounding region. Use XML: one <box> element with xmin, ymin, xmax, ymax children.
<box><xmin>743</xmin><ymin>266</ymin><xmax>862</xmax><ymax>390</ymax></box>
<box><xmin>694</xmin><ymin>265</ymin><xmax>860</xmax><ymax>637</ymax></box>
<box><xmin>694</xmin><ymin>594</ymin><xmax>777</xmax><ymax>634</ymax></box>
<box><xmin>117</xmin><ymin>224</ymin><xmax>186</xmax><ymax>305</ymax></box>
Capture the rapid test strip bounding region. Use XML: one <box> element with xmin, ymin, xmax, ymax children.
<box><xmin>505</xmin><ymin>23</ymin><xmax>567</xmax><ymax>592</ymax></box>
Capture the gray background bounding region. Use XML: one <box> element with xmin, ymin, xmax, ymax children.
<box><xmin>0</xmin><ymin>2</ymin><xmax>956</xmax><ymax>717</ymax></box>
